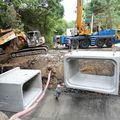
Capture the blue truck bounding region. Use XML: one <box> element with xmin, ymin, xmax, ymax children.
<box><xmin>59</xmin><ymin>29</ymin><xmax>120</xmax><ymax>49</ymax></box>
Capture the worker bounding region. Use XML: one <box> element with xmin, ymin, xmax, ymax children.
<box><xmin>55</xmin><ymin>82</ymin><xmax>64</xmax><ymax>100</ymax></box>
<box><xmin>54</xmin><ymin>36</ymin><xmax>60</xmax><ymax>49</ymax></box>
<box><xmin>68</xmin><ymin>37</ymin><xmax>72</xmax><ymax>51</ymax></box>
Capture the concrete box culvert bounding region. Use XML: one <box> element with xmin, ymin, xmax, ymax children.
<box><xmin>64</xmin><ymin>51</ymin><xmax>120</xmax><ymax>95</ymax></box>
<box><xmin>0</xmin><ymin>67</ymin><xmax>42</xmax><ymax>112</ymax></box>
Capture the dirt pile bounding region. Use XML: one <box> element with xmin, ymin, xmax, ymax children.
<box><xmin>80</xmin><ymin>60</ymin><xmax>114</xmax><ymax>76</ymax></box>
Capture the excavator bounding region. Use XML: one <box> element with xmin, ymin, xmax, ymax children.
<box><xmin>0</xmin><ymin>28</ymin><xmax>48</xmax><ymax>57</ymax></box>
<box><xmin>0</xmin><ymin>29</ymin><xmax>26</xmax><ymax>53</ymax></box>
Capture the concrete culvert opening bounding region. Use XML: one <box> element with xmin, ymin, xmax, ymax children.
<box><xmin>0</xmin><ymin>68</ymin><xmax>42</xmax><ymax>112</ymax></box>
<box><xmin>22</xmin><ymin>74</ymin><xmax>42</xmax><ymax>108</ymax></box>
<box><xmin>67</xmin><ymin>59</ymin><xmax>116</xmax><ymax>89</ymax></box>
<box><xmin>65</xmin><ymin>55</ymin><xmax>119</xmax><ymax>95</ymax></box>
<box><xmin>79</xmin><ymin>59</ymin><xmax>115</xmax><ymax>76</ymax></box>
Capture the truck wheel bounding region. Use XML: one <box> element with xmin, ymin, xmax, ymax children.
<box><xmin>96</xmin><ymin>39</ymin><xmax>104</xmax><ymax>48</ymax></box>
<box><xmin>71</xmin><ymin>40</ymin><xmax>79</xmax><ymax>49</ymax></box>
<box><xmin>106</xmin><ymin>39</ymin><xmax>113</xmax><ymax>48</ymax></box>
<box><xmin>80</xmin><ymin>39</ymin><xmax>89</xmax><ymax>49</ymax></box>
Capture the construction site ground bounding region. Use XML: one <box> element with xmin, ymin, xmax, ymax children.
<box><xmin>1</xmin><ymin>47</ymin><xmax>120</xmax><ymax>120</ymax></box>
<box><xmin>22</xmin><ymin>90</ymin><xmax>120</xmax><ymax>120</ymax></box>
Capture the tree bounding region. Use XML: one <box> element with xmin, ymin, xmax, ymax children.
<box><xmin>84</xmin><ymin>0</ymin><xmax>120</xmax><ymax>29</ymax></box>
<box><xmin>19</xmin><ymin>0</ymin><xmax>64</xmax><ymax>44</ymax></box>
<box><xmin>67</xmin><ymin>21</ymin><xmax>75</xmax><ymax>28</ymax></box>
<box><xmin>0</xmin><ymin>1</ymin><xmax>24</xmax><ymax>29</ymax></box>
<box><xmin>55</xmin><ymin>19</ymin><xmax>67</xmax><ymax>35</ymax></box>
<box><xmin>0</xmin><ymin>0</ymin><xmax>65</xmax><ymax>45</ymax></box>
<box><xmin>1</xmin><ymin>5</ymin><xmax>24</xmax><ymax>30</ymax></box>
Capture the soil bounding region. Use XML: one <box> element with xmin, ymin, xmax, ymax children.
<box><xmin>0</xmin><ymin>50</ymin><xmax>66</xmax><ymax>88</ymax></box>
<box><xmin>0</xmin><ymin>48</ymin><xmax>115</xmax><ymax>87</ymax></box>
<box><xmin>79</xmin><ymin>59</ymin><xmax>114</xmax><ymax>76</ymax></box>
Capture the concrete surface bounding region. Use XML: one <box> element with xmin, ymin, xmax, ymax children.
<box><xmin>64</xmin><ymin>51</ymin><xmax>120</xmax><ymax>95</ymax></box>
<box><xmin>22</xmin><ymin>90</ymin><xmax>120</xmax><ymax>120</ymax></box>
<box><xmin>0</xmin><ymin>67</ymin><xmax>42</xmax><ymax>112</ymax></box>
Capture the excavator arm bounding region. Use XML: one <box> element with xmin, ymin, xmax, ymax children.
<box><xmin>0</xmin><ymin>29</ymin><xmax>12</xmax><ymax>33</ymax></box>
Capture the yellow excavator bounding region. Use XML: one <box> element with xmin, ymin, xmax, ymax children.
<box><xmin>0</xmin><ymin>29</ymin><xmax>26</xmax><ymax>53</ymax></box>
<box><xmin>0</xmin><ymin>28</ymin><xmax>47</xmax><ymax>56</ymax></box>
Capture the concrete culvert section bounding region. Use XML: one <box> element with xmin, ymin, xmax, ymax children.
<box><xmin>22</xmin><ymin>74</ymin><xmax>42</xmax><ymax>109</ymax></box>
<box><xmin>0</xmin><ymin>67</ymin><xmax>42</xmax><ymax>112</ymax></box>
<box><xmin>64</xmin><ymin>51</ymin><xmax>120</xmax><ymax>95</ymax></box>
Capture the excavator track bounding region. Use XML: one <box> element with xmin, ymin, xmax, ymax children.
<box><xmin>0</xmin><ymin>54</ymin><xmax>10</xmax><ymax>64</ymax></box>
<box><xmin>11</xmin><ymin>46</ymin><xmax>48</xmax><ymax>58</ymax></box>
<box><xmin>0</xmin><ymin>29</ymin><xmax>49</xmax><ymax>59</ymax></box>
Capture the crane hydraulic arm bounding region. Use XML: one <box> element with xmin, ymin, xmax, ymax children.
<box><xmin>65</xmin><ymin>0</ymin><xmax>115</xmax><ymax>49</ymax></box>
<box><xmin>76</xmin><ymin>0</ymin><xmax>91</xmax><ymax>35</ymax></box>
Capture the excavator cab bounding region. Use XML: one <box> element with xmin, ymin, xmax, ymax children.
<box><xmin>27</xmin><ymin>31</ymin><xmax>45</xmax><ymax>47</ymax></box>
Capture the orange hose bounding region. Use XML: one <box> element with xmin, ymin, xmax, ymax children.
<box><xmin>9</xmin><ymin>70</ymin><xmax>51</xmax><ymax>120</ymax></box>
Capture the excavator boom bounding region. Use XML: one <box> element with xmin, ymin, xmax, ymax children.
<box><xmin>0</xmin><ymin>29</ymin><xmax>12</xmax><ymax>33</ymax></box>
<box><xmin>0</xmin><ymin>31</ymin><xmax>16</xmax><ymax>45</ymax></box>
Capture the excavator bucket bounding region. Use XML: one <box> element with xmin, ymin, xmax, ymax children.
<box><xmin>0</xmin><ymin>31</ymin><xmax>16</xmax><ymax>45</ymax></box>
<box><xmin>64</xmin><ymin>51</ymin><xmax>120</xmax><ymax>95</ymax></box>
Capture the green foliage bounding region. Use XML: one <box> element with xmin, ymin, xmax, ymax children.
<box><xmin>0</xmin><ymin>0</ymin><xmax>65</xmax><ymax>45</ymax></box>
<box><xmin>19</xmin><ymin>0</ymin><xmax>64</xmax><ymax>43</ymax></box>
<box><xmin>67</xmin><ymin>21</ymin><xmax>75</xmax><ymax>28</ymax></box>
<box><xmin>84</xmin><ymin>0</ymin><xmax>120</xmax><ymax>29</ymax></box>
<box><xmin>55</xmin><ymin>19</ymin><xmax>67</xmax><ymax>35</ymax></box>
<box><xmin>1</xmin><ymin>5</ymin><xmax>24</xmax><ymax>30</ymax></box>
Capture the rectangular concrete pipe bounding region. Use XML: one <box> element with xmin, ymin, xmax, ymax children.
<box><xmin>0</xmin><ymin>67</ymin><xmax>42</xmax><ymax>112</ymax></box>
<box><xmin>64</xmin><ymin>51</ymin><xmax>120</xmax><ymax>95</ymax></box>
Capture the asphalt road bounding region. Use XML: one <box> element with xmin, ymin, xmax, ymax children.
<box><xmin>22</xmin><ymin>90</ymin><xmax>120</xmax><ymax>120</ymax></box>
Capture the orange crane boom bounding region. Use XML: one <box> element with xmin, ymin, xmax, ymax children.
<box><xmin>76</xmin><ymin>0</ymin><xmax>91</xmax><ymax>35</ymax></box>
